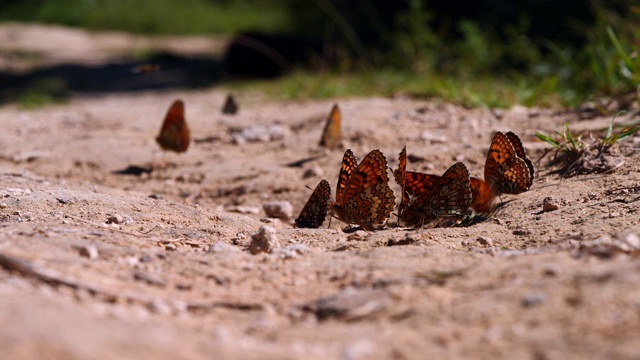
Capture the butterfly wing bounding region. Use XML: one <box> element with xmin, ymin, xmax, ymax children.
<box><xmin>338</xmin><ymin>150</ymin><xmax>396</xmax><ymax>229</ymax></box>
<box><xmin>427</xmin><ymin>162</ymin><xmax>472</xmax><ymax>218</ymax></box>
<box><xmin>393</xmin><ymin>145</ymin><xmax>409</xmax><ymax>211</ymax></box>
<box><xmin>405</xmin><ymin>171</ymin><xmax>440</xmax><ymax>197</ymax></box>
<box><xmin>484</xmin><ymin>131</ymin><xmax>514</xmax><ymax>183</ymax></box>
<box><xmin>505</xmin><ymin>131</ymin><xmax>535</xmax><ymax>180</ymax></box>
<box><xmin>156</xmin><ymin>99</ymin><xmax>190</xmax><ymax>153</ymax></box>
<box><xmin>336</xmin><ymin>148</ymin><xmax>358</xmax><ymax>203</ymax></box>
<box><xmin>319</xmin><ymin>104</ymin><xmax>341</xmax><ymax>149</ymax></box>
<box><xmin>295</xmin><ymin>179</ymin><xmax>331</xmax><ymax>228</ymax></box>
<box><xmin>404</xmin><ymin>162</ymin><xmax>471</xmax><ymax>225</ymax></box>
<box><xmin>491</xmin><ymin>156</ymin><xmax>532</xmax><ymax>194</ymax></box>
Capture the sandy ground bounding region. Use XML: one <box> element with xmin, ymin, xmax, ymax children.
<box><xmin>1</xmin><ymin>24</ymin><xmax>640</xmax><ymax>360</ymax></box>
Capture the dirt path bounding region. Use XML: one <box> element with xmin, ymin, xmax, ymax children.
<box><xmin>1</xmin><ymin>24</ymin><xmax>639</xmax><ymax>360</ymax></box>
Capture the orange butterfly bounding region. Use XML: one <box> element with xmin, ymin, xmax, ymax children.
<box><xmin>295</xmin><ymin>179</ymin><xmax>331</xmax><ymax>228</ymax></box>
<box><xmin>394</xmin><ymin>148</ymin><xmax>472</xmax><ymax>227</ymax></box>
<box><xmin>484</xmin><ymin>131</ymin><xmax>534</xmax><ymax>195</ymax></box>
<box><xmin>319</xmin><ymin>104</ymin><xmax>342</xmax><ymax>149</ymax></box>
<box><xmin>469</xmin><ymin>131</ymin><xmax>535</xmax><ymax>215</ymax></box>
<box><xmin>330</xmin><ymin>149</ymin><xmax>396</xmax><ymax>230</ymax></box>
<box><xmin>156</xmin><ymin>99</ymin><xmax>190</xmax><ymax>153</ymax></box>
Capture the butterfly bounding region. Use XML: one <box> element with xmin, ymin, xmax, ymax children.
<box><xmin>319</xmin><ymin>104</ymin><xmax>342</xmax><ymax>149</ymax></box>
<box><xmin>156</xmin><ymin>99</ymin><xmax>190</xmax><ymax>153</ymax></box>
<box><xmin>295</xmin><ymin>179</ymin><xmax>331</xmax><ymax>228</ymax></box>
<box><xmin>398</xmin><ymin>160</ymin><xmax>473</xmax><ymax>227</ymax></box>
<box><xmin>393</xmin><ymin>145</ymin><xmax>439</xmax><ymax>219</ymax></box>
<box><xmin>222</xmin><ymin>94</ymin><xmax>238</xmax><ymax>115</ymax></box>
<box><xmin>330</xmin><ymin>149</ymin><xmax>396</xmax><ymax>230</ymax></box>
<box><xmin>394</xmin><ymin>146</ymin><xmax>492</xmax><ymax>220</ymax></box>
<box><xmin>484</xmin><ymin>131</ymin><xmax>534</xmax><ymax>195</ymax></box>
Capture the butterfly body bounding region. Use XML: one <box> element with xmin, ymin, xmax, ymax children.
<box><xmin>330</xmin><ymin>149</ymin><xmax>395</xmax><ymax>231</ymax></box>
<box><xmin>295</xmin><ymin>179</ymin><xmax>331</xmax><ymax>228</ymax></box>
<box><xmin>156</xmin><ymin>99</ymin><xmax>190</xmax><ymax>153</ymax></box>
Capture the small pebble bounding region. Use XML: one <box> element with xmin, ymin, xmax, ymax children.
<box><xmin>232</xmin><ymin>125</ymin><xmax>290</xmax><ymax>143</ymax></box>
<box><xmin>249</xmin><ymin>226</ymin><xmax>279</xmax><ymax>254</ymax></box>
<box><xmin>522</xmin><ymin>294</ymin><xmax>546</xmax><ymax>308</ymax></box>
<box><xmin>477</xmin><ymin>236</ymin><xmax>493</xmax><ymax>246</ymax></box>
<box><xmin>0</xmin><ymin>203</ymin><xmax>7</xmax><ymax>209</ymax></box>
<box><xmin>420</xmin><ymin>131</ymin><xmax>447</xmax><ymax>143</ymax></box>
<box><xmin>148</xmin><ymin>299</ymin><xmax>173</xmax><ymax>315</ymax></box>
<box><xmin>164</xmin><ymin>243</ymin><xmax>177</xmax><ymax>251</ymax></box>
<box><xmin>124</xmin><ymin>255</ymin><xmax>139</xmax><ymax>267</ymax></box>
<box><xmin>77</xmin><ymin>245</ymin><xmax>99</xmax><ymax>260</ymax></box>
<box><xmin>622</xmin><ymin>233</ymin><xmax>640</xmax><ymax>250</ymax></box>
<box><xmin>208</xmin><ymin>241</ymin><xmax>241</xmax><ymax>254</ymax></box>
<box><xmin>107</xmin><ymin>214</ymin><xmax>124</xmax><ymax>224</ymax></box>
<box><xmin>542</xmin><ymin>197</ymin><xmax>559</xmax><ymax>212</ymax></box>
<box><xmin>226</xmin><ymin>205</ymin><xmax>260</xmax><ymax>214</ymax></box>
<box><xmin>133</xmin><ymin>270</ymin><xmax>167</xmax><ymax>287</ymax></box>
<box><xmin>271</xmin><ymin>244</ymin><xmax>311</xmax><ymax>259</ymax></box>
<box><xmin>263</xmin><ymin>201</ymin><xmax>293</xmax><ymax>219</ymax></box>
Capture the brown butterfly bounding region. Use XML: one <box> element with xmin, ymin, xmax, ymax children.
<box><xmin>399</xmin><ymin>162</ymin><xmax>473</xmax><ymax>227</ymax></box>
<box><xmin>319</xmin><ymin>104</ymin><xmax>342</xmax><ymax>149</ymax></box>
<box><xmin>330</xmin><ymin>149</ymin><xmax>396</xmax><ymax>230</ymax></box>
<box><xmin>394</xmin><ymin>145</ymin><xmax>492</xmax><ymax>219</ymax></box>
<box><xmin>295</xmin><ymin>179</ymin><xmax>331</xmax><ymax>228</ymax></box>
<box><xmin>222</xmin><ymin>94</ymin><xmax>238</xmax><ymax>115</ymax></box>
<box><xmin>156</xmin><ymin>99</ymin><xmax>190</xmax><ymax>153</ymax></box>
<box><xmin>393</xmin><ymin>145</ymin><xmax>438</xmax><ymax>219</ymax></box>
<box><xmin>484</xmin><ymin>131</ymin><xmax>534</xmax><ymax>195</ymax></box>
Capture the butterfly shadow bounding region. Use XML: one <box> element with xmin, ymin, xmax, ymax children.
<box><xmin>112</xmin><ymin>165</ymin><xmax>154</xmax><ymax>177</ymax></box>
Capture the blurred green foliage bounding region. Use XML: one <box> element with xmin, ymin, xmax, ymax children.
<box><xmin>0</xmin><ymin>0</ymin><xmax>291</xmax><ymax>34</ymax></box>
<box><xmin>1</xmin><ymin>0</ymin><xmax>639</xmax><ymax>108</ymax></box>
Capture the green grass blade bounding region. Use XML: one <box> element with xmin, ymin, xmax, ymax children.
<box><xmin>607</xmin><ymin>26</ymin><xmax>639</xmax><ymax>79</ymax></box>
<box><xmin>535</xmin><ymin>132</ymin><xmax>560</xmax><ymax>147</ymax></box>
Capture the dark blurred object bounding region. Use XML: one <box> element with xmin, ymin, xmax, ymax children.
<box><xmin>222</xmin><ymin>94</ymin><xmax>238</xmax><ymax>114</ymax></box>
<box><xmin>0</xmin><ymin>53</ymin><xmax>222</xmax><ymax>103</ymax></box>
<box><xmin>224</xmin><ymin>33</ymin><xmax>322</xmax><ymax>78</ymax></box>
<box><xmin>285</xmin><ymin>0</ymin><xmax>596</xmax><ymax>49</ymax></box>
<box><xmin>224</xmin><ymin>0</ymin><xmax>598</xmax><ymax>77</ymax></box>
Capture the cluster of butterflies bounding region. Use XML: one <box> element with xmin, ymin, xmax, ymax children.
<box><xmin>155</xmin><ymin>96</ymin><xmax>238</xmax><ymax>153</ymax></box>
<box><xmin>154</xmin><ymin>98</ymin><xmax>534</xmax><ymax>230</ymax></box>
<box><xmin>295</xmin><ymin>104</ymin><xmax>535</xmax><ymax>230</ymax></box>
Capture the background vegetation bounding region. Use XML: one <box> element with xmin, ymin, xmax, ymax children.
<box><xmin>1</xmin><ymin>0</ymin><xmax>638</xmax><ymax>108</ymax></box>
